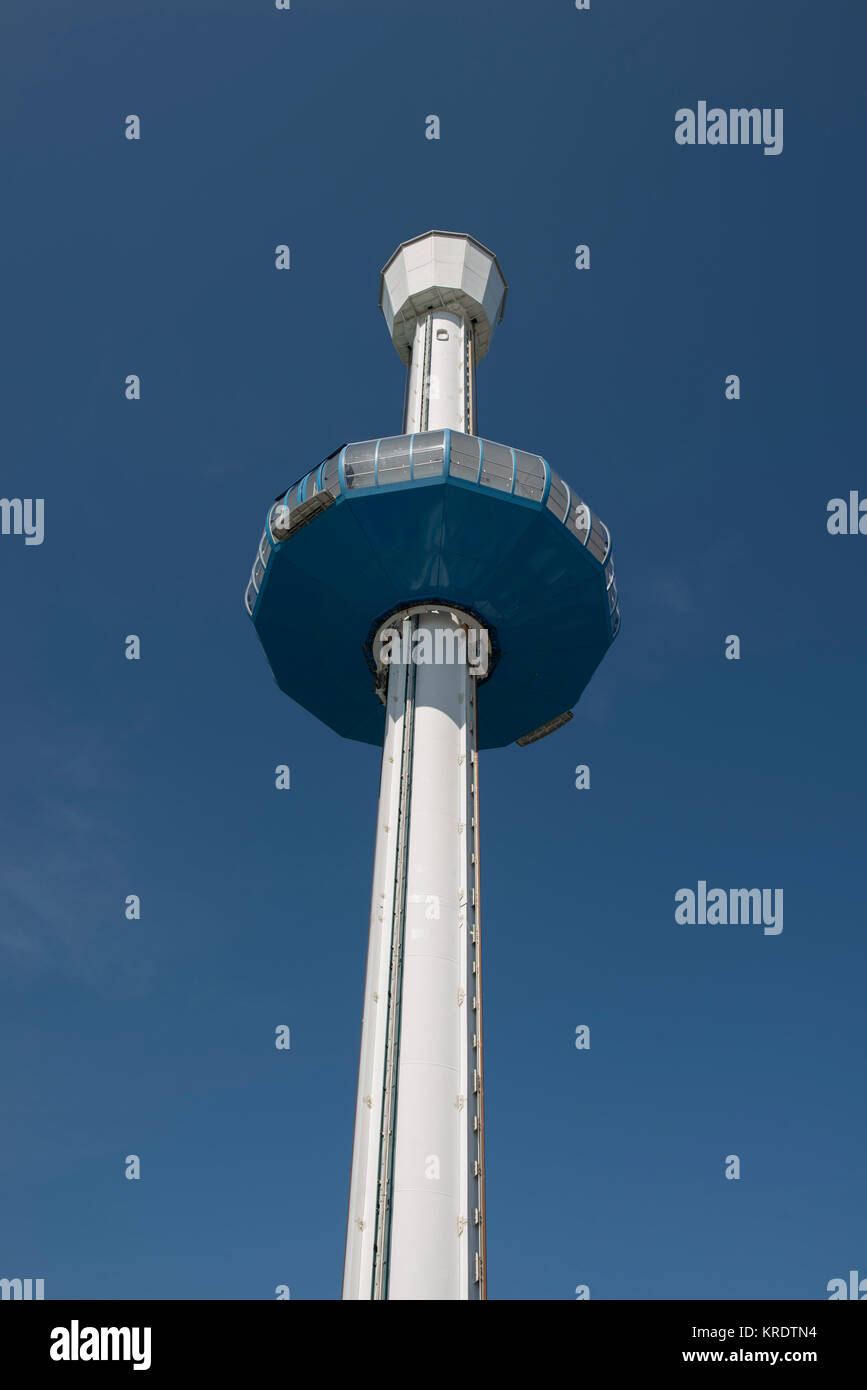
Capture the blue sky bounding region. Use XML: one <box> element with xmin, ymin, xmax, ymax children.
<box><xmin>1</xmin><ymin>0</ymin><xmax>864</xmax><ymax>1299</ymax></box>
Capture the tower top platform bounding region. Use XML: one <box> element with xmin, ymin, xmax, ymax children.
<box><xmin>379</xmin><ymin>232</ymin><xmax>508</xmax><ymax>365</ymax></box>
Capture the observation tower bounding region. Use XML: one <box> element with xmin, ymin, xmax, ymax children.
<box><xmin>245</xmin><ymin>232</ymin><xmax>619</xmax><ymax>1299</ymax></box>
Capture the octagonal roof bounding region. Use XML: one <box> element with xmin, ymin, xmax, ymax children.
<box><xmin>379</xmin><ymin>232</ymin><xmax>508</xmax><ymax>365</ymax></box>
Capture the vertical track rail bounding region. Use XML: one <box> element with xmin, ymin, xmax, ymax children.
<box><xmin>465</xmin><ymin>322</ymin><xmax>475</xmax><ymax>435</ymax></box>
<box><xmin>401</xmin><ymin>341</ymin><xmax>413</xmax><ymax>435</ymax></box>
<box><xmin>420</xmin><ymin>312</ymin><xmax>432</xmax><ymax>432</ymax></box>
<box><xmin>371</xmin><ymin>616</ymin><xmax>416</xmax><ymax>1299</ymax></box>
<box><xmin>471</xmin><ymin>692</ymin><xmax>487</xmax><ymax>1297</ymax></box>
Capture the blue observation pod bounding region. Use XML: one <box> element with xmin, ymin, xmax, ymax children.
<box><xmin>245</xmin><ymin>427</ymin><xmax>618</xmax><ymax>748</ymax></box>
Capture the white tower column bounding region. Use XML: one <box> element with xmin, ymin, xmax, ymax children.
<box><xmin>404</xmin><ymin>311</ymin><xmax>475</xmax><ymax>434</ymax></box>
<box><xmin>344</xmin><ymin>233</ymin><xmax>504</xmax><ymax>1300</ymax></box>
<box><xmin>343</xmin><ymin>611</ymin><xmax>485</xmax><ymax>1300</ymax></box>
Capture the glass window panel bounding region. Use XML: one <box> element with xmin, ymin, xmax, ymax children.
<box><xmin>586</xmin><ymin>514</ymin><xmax>610</xmax><ymax>562</ymax></box>
<box><xmin>546</xmin><ymin>475</ymin><xmax>568</xmax><ymax>519</ymax></box>
<box><xmin>322</xmin><ymin>455</ymin><xmax>340</xmax><ymax>495</ymax></box>
<box><xmin>411</xmin><ymin>430</ymin><xmax>444</xmax><ymax>478</ymax></box>
<box><xmin>244</xmin><ymin>580</ymin><xmax>257</xmax><ymax>616</ymax></box>
<box><xmin>258</xmin><ymin>531</ymin><xmax>271</xmax><ymax>567</ymax></box>
<box><xmin>269</xmin><ymin>500</ymin><xmax>289</xmax><ymax>540</ymax></box>
<box><xmin>480</xmin><ymin>440</ymin><xmax>512</xmax><ymax>493</ymax></box>
<box><xmin>376</xmin><ymin>434</ymin><xmax>412</xmax><ymax>485</ymax></box>
<box><xmin>252</xmin><ymin>556</ymin><xmax>265</xmax><ymax>590</ymax></box>
<box><xmin>449</xmin><ymin>432</ymin><xmax>480</xmax><ymax>481</ymax></box>
<box><xmin>343</xmin><ymin>440</ymin><xmax>377</xmax><ymax>489</ymax></box>
<box><xmin>586</xmin><ymin>531</ymin><xmax>604</xmax><ymax>561</ymax></box>
<box><xmin>513</xmin><ymin>450</ymin><xmax>545</xmax><ymax>500</ymax></box>
<box><xmin>569</xmin><ymin>499</ymin><xmax>590</xmax><ymax>541</ymax></box>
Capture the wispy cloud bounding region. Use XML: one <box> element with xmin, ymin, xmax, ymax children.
<box><xmin>646</xmin><ymin>574</ymin><xmax>694</xmax><ymax>616</ymax></box>
<box><xmin>0</xmin><ymin>745</ymin><xmax>156</xmax><ymax>994</ymax></box>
